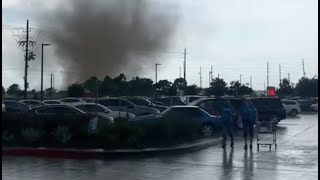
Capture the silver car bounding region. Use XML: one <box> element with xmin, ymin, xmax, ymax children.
<box><xmin>98</xmin><ymin>98</ymin><xmax>160</xmax><ymax>116</ymax></box>
<box><xmin>73</xmin><ymin>103</ymin><xmax>135</xmax><ymax>120</ymax></box>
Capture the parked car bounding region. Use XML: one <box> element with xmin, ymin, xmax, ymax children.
<box><xmin>59</xmin><ymin>97</ymin><xmax>86</xmax><ymax>106</ymax></box>
<box><xmin>98</xmin><ymin>98</ymin><xmax>160</xmax><ymax>116</ymax></box>
<box><xmin>310</xmin><ymin>103</ymin><xmax>318</xmax><ymax>111</ymax></box>
<box><xmin>42</xmin><ymin>100</ymin><xmax>61</xmax><ymax>105</ymax></box>
<box><xmin>123</xmin><ymin>97</ymin><xmax>168</xmax><ymax>112</ymax></box>
<box><xmin>14</xmin><ymin>105</ymin><xmax>113</xmax><ymax>132</ymax></box>
<box><xmin>282</xmin><ymin>99</ymin><xmax>301</xmax><ymax>116</ymax></box>
<box><xmin>249</xmin><ymin>97</ymin><xmax>287</xmax><ymax>124</ymax></box>
<box><xmin>297</xmin><ymin>98</ymin><xmax>318</xmax><ymax>111</ymax></box>
<box><xmin>83</xmin><ymin>98</ymin><xmax>98</xmax><ymax>103</ymax></box>
<box><xmin>189</xmin><ymin>97</ymin><xmax>246</xmax><ymax>129</ymax></box>
<box><xmin>20</xmin><ymin>100</ymin><xmax>44</xmax><ymax>109</ymax></box>
<box><xmin>130</xmin><ymin>106</ymin><xmax>219</xmax><ymax>137</ymax></box>
<box><xmin>151</xmin><ymin>97</ymin><xmax>186</xmax><ymax>106</ymax></box>
<box><xmin>74</xmin><ymin>103</ymin><xmax>135</xmax><ymax>120</ymax></box>
<box><xmin>181</xmin><ymin>95</ymin><xmax>205</xmax><ymax>104</ymax></box>
<box><xmin>3</xmin><ymin>100</ymin><xmax>30</xmax><ymax>113</ymax></box>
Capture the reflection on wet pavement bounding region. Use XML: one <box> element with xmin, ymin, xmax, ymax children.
<box><xmin>2</xmin><ymin>114</ymin><xmax>318</xmax><ymax>180</ymax></box>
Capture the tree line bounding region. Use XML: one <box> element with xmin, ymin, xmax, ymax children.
<box><xmin>3</xmin><ymin>74</ymin><xmax>318</xmax><ymax>99</ymax></box>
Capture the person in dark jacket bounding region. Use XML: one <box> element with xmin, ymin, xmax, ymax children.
<box><xmin>240</xmin><ymin>99</ymin><xmax>256</xmax><ymax>150</ymax></box>
<box><xmin>221</xmin><ymin>101</ymin><xmax>234</xmax><ymax>149</ymax></box>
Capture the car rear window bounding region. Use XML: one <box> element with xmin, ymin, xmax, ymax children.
<box><xmin>98</xmin><ymin>99</ymin><xmax>119</xmax><ymax>106</ymax></box>
<box><xmin>251</xmin><ymin>98</ymin><xmax>283</xmax><ymax>108</ymax></box>
<box><xmin>283</xmin><ymin>101</ymin><xmax>297</xmax><ymax>105</ymax></box>
<box><xmin>45</xmin><ymin>101</ymin><xmax>60</xmax><ymax>104</ymax></box>
<box><xmin>24</xmin><ymin>101</ymin><xmax>40</xmax><ymax>105</ymax></box>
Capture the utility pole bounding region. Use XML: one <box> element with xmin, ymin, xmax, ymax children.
<box><xmin>302</xmin><ymin>58</ymin><xmax>306</xmax><ymax>78</ymax></box>
<box><xmin>24</xmin><ymin>20</ymin><xmax>29</xmax><ymax>100</ymax></box>
<box><xmin>41</xmin><ymin>43</ymin><xmax>51</xmax><ymax>101</ymax></box>
<box><xmin>250</xmin><ymin>76</ymin><xmax>252</xmax><ymax>89</ymax></box>
<box><xmin>155</xmin><ymin>63</ymin><xmax>161</xmax><ymax>98</ymax></box>
<box><xmin>288</xmin><ymin>73</ymin><xmax>290</xmax><ymax>83</ymax></box>
<box><xmin>240</xmin><ymin>74</ymin><xmax>242</xmax><ymax>84</ymax></box>
<box><xmin>267</xmin><ymin>61</ymin><xmax>269</xmax><ymax>87</ymax></box>
<box><xmin>50</xmin><ymin>73</ymin><xmax>53</xmax><ymax>90</ymax></box>
<box><xmin>279</xmin><ymin>64</ymin><xmax>282</xmax><ymax>87</ymax></box>
<box><xmin>183</xmin><ymin>48</ymin><xmax>186</xmax><ymax>81</ymax></box>
<box><xmin>179</xmin><ymin>66</ymin><xmax>181</xmax><ymax>78</ymax></box>
<box><xmin>199</xmin><ymin>67</ymin><xmax>202</xmax><ymax>88</ymax></box>
<box><xmin>208</xmin><ymin>71</ymin><xmax>211</xmax><ymax>87</ymax></box>
<box><xmin>209</xmin><ymin>65</ymin><xmax>213</xmax><ymax>85</ymax></box>
<box><xmin>218</xmin><ymin>74</ymin><xmax>220</xmax><ymax>78</ymax></box>
<box><xmin>155</xmin><ymin>63</ymin><xmax>161</xmax><ymax>84</ymax></box>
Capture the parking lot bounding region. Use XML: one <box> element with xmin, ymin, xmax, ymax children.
<box><xmin>2</xmin><ymin>113</ymin><xmax>318</xmax><ymax>180</ymax></box>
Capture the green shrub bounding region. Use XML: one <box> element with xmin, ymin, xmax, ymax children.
<box><xmin>21</xmin><ymin>128</ymin><xmax>43</xmax><ymax>144</ymax></box>
<box><xmin>53</xmin><ymin>126</ymin><xmax>72</xmax><ymax>144</ymax></box>
<box><xmin>3</xmin><ymin>130</ymin><xmax>14</xmax><ymax>143</ymax></box>
<box><xmin>97</xmin><ymin>121</ymin><xmax>145</xmax><ymax>148</ymax></box>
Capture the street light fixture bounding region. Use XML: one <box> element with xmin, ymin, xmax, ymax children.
<box><xmin>41</xmin><ymin>43</ymin><xmax>51</xmax><ymax>101</ymax></box>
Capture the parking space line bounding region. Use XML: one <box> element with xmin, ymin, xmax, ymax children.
<box><xmin>280</xmin><ymin>122</ymin><xmax>318</xmax><ymax>144</ymax></box>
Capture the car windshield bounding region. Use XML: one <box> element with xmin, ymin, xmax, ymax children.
<box><xmin>127</xmin><ymin>98</ymin><xmax>150</xmax><ymax>106</ymax></box>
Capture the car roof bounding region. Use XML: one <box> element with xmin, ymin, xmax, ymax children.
<box><xmin>171</xmin><ymin>105</ymin><xmax>199</xmax><ymax>109</ymax></box>
<box><xmin>32</xmin><ymin>104</ymin><xmax>85</xmax><ymax>112</ymax></box>
<box><xmin>3</xmin><ymin>100</ymin><xmax>26</xmax><ymax>104</ymax></box>
<box><xmin>59</xmin><ymin>97</ymin><xmax>83</xmax><ymax>100</ymax></box>
<box><xmin>282</xmin><ymin>99</ymin><xmax>298</xmax><ymax>102</ymax></box>
<box><xmin>74</xmin><ymin>103</ymin><xmax>103</xmax><ymax>106</ymax></box>
<box><xmin>21</xmin><ymin>100</ymin><xmax>41</xmax><ymax>102</ymax></box>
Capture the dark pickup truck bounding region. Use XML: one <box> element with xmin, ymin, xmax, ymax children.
<box><xmin>249</xmin><ymin>97</ymin><xmax>287</xmax><ymax>124</ymax></box>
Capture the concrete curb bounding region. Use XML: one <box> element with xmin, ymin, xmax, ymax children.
<box><xmin>2</xmin><ymin>138</ymin><xmax>222</xmax><ymax>159</ymax></box>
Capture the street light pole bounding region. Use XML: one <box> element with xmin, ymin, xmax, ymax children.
<box><xmin>41</xmin><ymin>43</ymin><xmax>51</xmax><ymax>101</ymax></box>
<box><xmin>155</xmin><ymin>63</ymin><xmax>161</xmax><ymax>98</ymax></box>
<box><xmin>155</xmin><ymin>63</ymin><xmax>161</xmax><ymax>84</ymax></box>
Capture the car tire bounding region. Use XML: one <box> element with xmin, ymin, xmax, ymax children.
<box><xmin>290</xmin><ymin>109</ymin><xmax>298</xmax><ymax>116</ymax></box>
<box><xmin>201</xmin><ymin>124</ymin><xmax>214</xmax><ymax>137</ymax></box>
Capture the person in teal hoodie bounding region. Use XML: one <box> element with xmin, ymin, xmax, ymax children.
<box><xmin>221</xmin><ymin>101</ymin><xmax>234</xmax><ymax>149</ymax></box>
<box><xmin>240</xmin><ymin>99</ymin><xmax>256</xmax><ymax>150</ymax></box>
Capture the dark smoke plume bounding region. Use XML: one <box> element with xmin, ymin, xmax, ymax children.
<box><xmin>40</xmin><ymin>0</ymin><xmax>177</xmax><ymax>84</ymax></box>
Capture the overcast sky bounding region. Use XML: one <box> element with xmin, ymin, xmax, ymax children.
<box><xmin>2</xmin><ymin>0</ymin><xmax>318</xmax><ymax>91</ymax></box>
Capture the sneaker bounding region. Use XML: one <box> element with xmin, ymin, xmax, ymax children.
<box><xmin>231</xmin><ymin>142</ymin><xmax>234</xmax><ymax>148</ymax></box>
<box><xmin>244</xmin><ymin>144</ymin><xmax>247</xmax><ymax>150</ymax></box>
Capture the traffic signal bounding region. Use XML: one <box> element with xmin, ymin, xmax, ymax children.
<box><xmin>267</xmin><ymin>86</ymin><xmax>276</xmax><ymax>97</ymax></box>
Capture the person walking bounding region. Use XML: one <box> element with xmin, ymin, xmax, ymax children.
<box><xmin>240</xmin><ymin>98</ymin><xmax>255</xmax><ymax>150</ymax></box>
<box><xmin>221</xmin><ymin>100</ymin><xmax>234</xmax><ymax>149</ymax></box>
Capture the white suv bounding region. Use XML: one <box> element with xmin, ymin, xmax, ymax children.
<box><xmin>282</xmin><ymin>100</ymin><xmax>301</xmax><ymax>116</ymax></box>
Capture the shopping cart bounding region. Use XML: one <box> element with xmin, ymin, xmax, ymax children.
<box><xmin>256</xmin><ymin>119</ymin><xmax>277</xmax><ymax>151</ymax></box>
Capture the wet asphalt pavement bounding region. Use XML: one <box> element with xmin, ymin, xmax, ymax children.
<box><xmin>2</xmin><ymin>113</ymin><xmax>318</xmax><ymax>180</ymax></box>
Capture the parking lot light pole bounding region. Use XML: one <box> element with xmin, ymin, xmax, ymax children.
<box><xmin>155</xmin><ymin>63</ymin><xmax>161</xmax><ymax>98</ymax></box>
<box><xmin>41</xmin><ymin>43</ymin><xmax>51</xmax><ymax>101</ymax></box>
